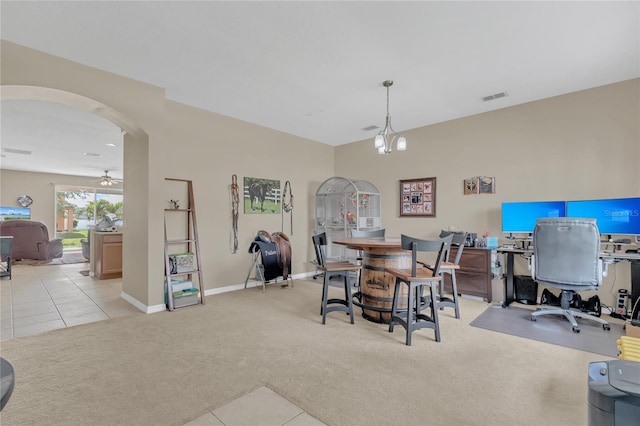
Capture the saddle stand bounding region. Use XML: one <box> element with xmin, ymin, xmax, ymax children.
<box><xmin>244</xmin><ymin>240</ymin><xmax>293</xmax><ymax>291</ymax></box>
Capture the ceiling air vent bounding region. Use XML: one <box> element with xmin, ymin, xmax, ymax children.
<box><xmin>2</xmin><ymin>148</ymin><xmax>32</xmax><ymax>155</ymax></box>
<box><xmin>482</xmin><ymin>91</ymin><xmax>508</xmax><ymax>102</ymax></box>
<box><xmin>362</xmin><ymin>125</ymin><xmax>379</xmax><ymax>132</ymax></box>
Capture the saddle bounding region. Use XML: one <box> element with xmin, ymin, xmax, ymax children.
<box><xmin>270</xmin><ymin>231</ymin><xmax>292</xmax><ymax>280</ymax></box>
<box><xmin>250</xmin><ymin>230</ymin><xmax>292</xmax><ymax>280</ymax></box>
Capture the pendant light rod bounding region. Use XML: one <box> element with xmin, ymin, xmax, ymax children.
<box><xmin>374</xmin><ymin>80</ymin><xmax>406</xmax><ymax>155</ymax></box>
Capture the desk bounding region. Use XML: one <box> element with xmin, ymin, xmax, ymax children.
<box><xmin>496</xmin><ymin>247</ymin><xmax>640</xmax><ymax>308</ymax></box>
<box><xmin>443</xmin><ymin>246</ymin><xmax>492</xmax><ymax>302</ymax></box>
<box><xmin>333</xmin><ymin>237</ymin><xmax>409</xmax><ymax>323</ymax></box>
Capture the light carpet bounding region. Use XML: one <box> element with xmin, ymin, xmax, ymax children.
<box><xmin>470</xmin><ymin>305</ymin><xmax>623</xmax><ymax>358</ymax></box>
<box><xmin>0</xmin><ymin>279</ymin><xmax>615</xmax><ymax>426</ymax></box>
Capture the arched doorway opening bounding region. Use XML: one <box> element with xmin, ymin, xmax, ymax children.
<box><xmin>1</xmin><ymin>85</ymin><xmax>151</xmax><ymax>311</ymax></box>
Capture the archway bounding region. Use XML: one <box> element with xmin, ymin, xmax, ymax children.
<box><xmin>1</xmin><ymin>85</ymin><xmax>151</xmax><ymax>311</ymax></box>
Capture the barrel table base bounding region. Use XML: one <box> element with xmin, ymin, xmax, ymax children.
<box><xmin>356</xmin><ymin>249</ymin><xmax>411</xmax><ymax>323</ymax></box>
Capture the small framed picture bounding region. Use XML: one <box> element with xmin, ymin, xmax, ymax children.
<box><xmin>400</xmin><ymin>177</ymin><xmax>436</xmax><ymax>217</ymax></box>
<box><xmin>479</xmin><ymin>176</ymin><xmax>495</xmax><ymax>194</ymax></box>
<box><xmin>464</xmin><ymin>177</ymin><xmax>479</xmax><ymax>195</ymax></box>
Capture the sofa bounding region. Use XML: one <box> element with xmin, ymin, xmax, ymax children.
<box><xmin>0</xmin><ymin>220</ymin><xmax>63</xmax><ymax>261</ymax></box>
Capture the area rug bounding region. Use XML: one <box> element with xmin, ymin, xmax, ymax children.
<box><xmin>39</xmin><ymin>252</ymin><xmax>88</xmax><ymax>265</ymax></box>
<box><xmin>470</xmin><ymin>305</ymin><xmax>623</xmax><ymax>358</ymax></box>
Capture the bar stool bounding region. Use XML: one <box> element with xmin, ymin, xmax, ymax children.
<box><xmin>386</xmin><ymin>235</ymin><xmax>451</xmax><ymax>345</ymax></box>
<box><xmin>312</xmin><ymin>233</ymin><xmax>362</xmax><ymax>325</ymax></box>
<box><xmin>425</xmin><ymin>231</ymin><xmax>467</xmax><ymax>319</ymax></box>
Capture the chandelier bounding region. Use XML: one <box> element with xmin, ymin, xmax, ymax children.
<box><xmin>374</xmin><ymin>80</ymin><xmax>407</xmax><ymax>155</ymax></box>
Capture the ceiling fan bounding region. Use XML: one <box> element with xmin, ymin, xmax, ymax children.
<box><xmin>98</xmin><ymin>170</ymin><xmax>121</xmax><ymax>186</ymax></box>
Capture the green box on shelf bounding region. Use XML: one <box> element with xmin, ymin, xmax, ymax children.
<box><xmin>164</xmin><ymin>278</ymin><xmax>195</xmax><ymax>304</ymax></box>
<box><xmin>173</xmin><ymin>293</ymin><xmax>199</xmax><ymax>308</ymax></box>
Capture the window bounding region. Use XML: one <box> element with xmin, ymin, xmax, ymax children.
<box><xmin>55</xmin><ymin>185</ymin><xmax>123</xmax><ymax>249</ymax></box>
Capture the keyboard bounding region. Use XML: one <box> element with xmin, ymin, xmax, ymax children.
<box><xmin>600</xmin><ymin>252</ymin><xmax>640</xmax><ymax>260</ymax></box>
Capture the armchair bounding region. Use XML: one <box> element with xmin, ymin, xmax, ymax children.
<box><xmin>0</xmin><ymin>237</ymin><xmax>12</xmax><ymax>279</ymax></box>
<box><xmin>530</xmin><ymin>217</ymin><xmax>610</xmax><ymax>333</ymax></box>
<box><xmin>81</xmin><ymin>230</ymin><xmax>90</xmax><ymax>261</ymax></box>
<box><xmin>0</xmin><ymin>220</ymin><xmax>63</xmax><ymax>261</ymax></box>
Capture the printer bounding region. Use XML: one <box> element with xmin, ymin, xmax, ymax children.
<box><xmin>588</xmin><ymin>360</ymin><xmax>640</xmax><ymax>425</ymax></box>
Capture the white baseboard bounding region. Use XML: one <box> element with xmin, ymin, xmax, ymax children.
<box><xmin>120</xmin><ymin>291</ymin><xmax>165</xmax><ymax>314</ymax></box>
<box><xmin>124</xmin><ymin>271</ymin><xmax>317</xmax><ymax>313</ymax></box>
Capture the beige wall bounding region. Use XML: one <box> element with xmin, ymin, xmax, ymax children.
<box><xmin>1</xmin><ymin>40</ymin><xmax>162</xmax><ymax>307</ymax></box>
<box><xmin>0</xmin><ymin>40</ymin><xmax>333</xmax><ymax>311</ymax></box>
<box><xmin>161</xmin><ymin>100</ymin><xmax>333</xmax><ymax>287</ymax></box>
<box><xmin>335</xmin><ymin>79</ymin><xmax>640</xmax><ymax>307</ymax></box>
<box><xmin>2</xmin><ymin>39</ymin><xmax>638</xmax><ymax>310</ymax></box>
<box><xmin>336</xmin><ymin>79</ymin><xmax>639</xmax><ymax>235</ymax></box>
<box><xmin>0</xmin><ymin>170</ymin><xmax>102</xmax><ymax>234</ymax></box>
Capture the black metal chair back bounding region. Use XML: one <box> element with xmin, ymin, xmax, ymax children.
<box><xmin>400</xmin><ymin>234</ymin><xmax>452</xmax><ymax>277</ymax></box>
<box><xmin>312</xmin><ymin>232</ymin><xmax>328</xmax><ymax>268</ymax></box>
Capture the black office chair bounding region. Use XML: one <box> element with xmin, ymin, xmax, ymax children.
<box><xmin>530</xmin><ymin>218</ymin><xmax>610</xmax><ymax>333</ymax></box>
<box><xmin>386</xmin><ymin>235</ymin><xmax>451</xmax><ymax>345</ymax></box>
<box><xmin>312</xmin><ymin>232</ymin><xmax>362</xmax><ymax>325</ymax></box>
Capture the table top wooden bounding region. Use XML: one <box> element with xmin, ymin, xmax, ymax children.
<box><xmin>332</xmin><ymin>237</ymin><xmax>402</xmax><ymax>251</ymax></box>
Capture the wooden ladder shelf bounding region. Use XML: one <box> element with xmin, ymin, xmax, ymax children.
<box><xmin>164</xmin><ymin>178</ymin><xmax>205</xmax><ymax>311</ymax></box>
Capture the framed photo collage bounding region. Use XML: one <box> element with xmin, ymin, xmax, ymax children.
<box><xmin>400</xmin><ymin>177</ymin><xmax>436</xmax><ymax>217</ymax></box>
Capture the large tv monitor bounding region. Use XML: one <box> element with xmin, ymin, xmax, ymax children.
<box><xmin>0</xmin><ymin>206</ymin><xmax>31</xmax><ymax>220</ymax></box>
<box><xmin>501</xmin><ymin>201</ymin><xmax>566</xmax><ymax>235</ymax></box>
<box><xmin>567</xmin><ymin>197</ymin><xmax>640</xmax><ymax>236</ymax></box>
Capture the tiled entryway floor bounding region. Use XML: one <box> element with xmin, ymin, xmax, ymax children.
<box><xmin>185</xmin><ymin>386</ymin><xmax>326</xmax><ymax>426</ymax></box>
<box><xmin>0</xmin><ymin>261</ymin><xmax>142</xmax><ymax>341</ymax></box>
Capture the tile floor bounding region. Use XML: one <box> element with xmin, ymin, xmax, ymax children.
<box><xmin>184</xmin><ymin>386</ymin><xmax>326</xmax><ymax>426</ymax></box>
<box><xmin>0</xmin><ymin>260</ymin><xmax>142</xmax><ymax>341</ymax></box>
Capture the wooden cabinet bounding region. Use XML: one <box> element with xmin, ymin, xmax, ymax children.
<box><xmin>94</xmin><ymin>232</ymin><xmax>122</xmax><ymax>279</ymax></box>
<box><xmin>443</xmin><ymin>247</ymin><xmax>492</xmax><ymax>302</ymax></box>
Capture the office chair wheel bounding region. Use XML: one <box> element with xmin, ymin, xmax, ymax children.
<box><xmin>572</xmin><ymin>326</ymin><xmax>580</xmax><ymax>333</ymax></box>
<box><xmin>603</xmin><ymin>324</ymin><xmax>611</xmax><ymax>331</ymax></box>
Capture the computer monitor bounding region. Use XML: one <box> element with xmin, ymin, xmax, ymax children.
<box><xmin>567</xmin><ymin>197</ymin><xmax>640</xmax><ymax>236</ymax></box>
<box><xmin>0</xmin><ymin>206</ymin><xmax>31</xmax><ymax>220</ymax></box>
<box><xmin>501</xmin><ymin>201</ymin><xmax>566</xmax><ymax>235</ymax></box>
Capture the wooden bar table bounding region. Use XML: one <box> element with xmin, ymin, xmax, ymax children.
<box><xmin>333</xmin><ymin>237</ymin><xmax>411</xmax><ymax>323</ymax></box>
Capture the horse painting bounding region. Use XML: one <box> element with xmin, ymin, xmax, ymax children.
<box><xmin>249</xmin><ymin>182</ymin><xmax>273</xmax><ymax>212</ymax></box>
<box><xmin>244</xmin><ymin>177</ymin><xmax>280</xmax><ymax>214</ymax></box>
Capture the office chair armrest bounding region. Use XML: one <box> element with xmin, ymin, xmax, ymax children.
<box><xmin>529</xmin><ymin>254</ymin><xmax>536</xmax><ymax>281</ymax></box>
<box><xmin>599</xmin><ymin>258</ymin><xmax>609</xmax><ymax>281</ymax></box>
